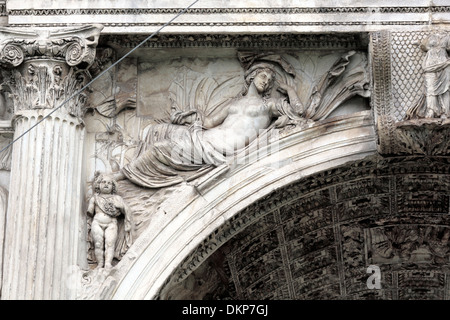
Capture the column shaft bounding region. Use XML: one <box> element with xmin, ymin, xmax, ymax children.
<box><xmin>0</xmin><ymin>24</ymin><xmax>102</xmax><ymax>300</ymax></box>
<box><xmin>2</xmin><ymin>111</ymin><xmax>85</xmax><ymax>299</ymax></box>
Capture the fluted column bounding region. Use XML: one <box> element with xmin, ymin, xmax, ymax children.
<box><xmin>0</xmin><ymin>25</ymin><xmax>103</xmax><ymax>300</ymax></box>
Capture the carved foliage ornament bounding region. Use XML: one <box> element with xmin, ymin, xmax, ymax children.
<box><xmin>3</xmin><ymin>63</ymin><xmax>89</xmax><ymax>118</ymax></box>
<box><xmin>0</xmin><ymin>25</ymin><xmax>102</xmax><ymax>118</ymax></box>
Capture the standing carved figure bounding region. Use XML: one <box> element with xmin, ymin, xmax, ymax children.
<box><xmin>407</xmin><ymin>32</ymin><xmax>450</xmax><ymax>119</ymax></box>
<box><xmin>87</xmin><ymin>173</ymin><xmax>132</xmax><ymax>269</ymax></box>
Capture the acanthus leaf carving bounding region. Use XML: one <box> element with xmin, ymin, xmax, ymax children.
<box><xmin>395</xmin><ymin>119</ymin><xmax>450</xmax><ymax>155</ymax></box>
<box><xmin>0</xmin><ymin>25</ymin><xmax>103</xmax><ymax>119</ymax></box>
<box><xmin>4</xmin><ymin>62</ymin><xmax>90</xmax><ymax>118</ymax></box>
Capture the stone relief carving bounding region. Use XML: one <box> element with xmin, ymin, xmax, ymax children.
<box><xmin>3</xmin><ymin>64</ymin><xmax>88</xmax><ymax>118</ymax></box>
<box><xmin>155</xmin><ymin>156</ymin><xmax>450</xmax><ymax>300</ymax></box>
<box><xmin>406</xmin><ymin>32</ymin><xmax>450</xmax><ymax>120</ymax></box>
<box><xmin>0</xmin><ymin>25</ymin><xmax>101</xmax><ymax>68</ymax></box>
<box><xmin>394</xmin><ymin>121</ymin><xmax>450</xmax><ymax>155</ymax></box>
<box><xmin>393</xmin><ymin>32</ymin><xmax>450</xmax><ymax>156</ymax></box>
<box><xmin>112</xmin><ymin>53</ymin><xmax>309</xmax><ymax>188</ymax></box>
<box><xmin>302</xmin><ymin>50</ymin><xmax>370</xmax><ymax>121</ymax></box>
<box><xmin>0</xmin><ymin>25</ymin><xmax>103</xmax><ymax>119</ymax></box>
<box><xmin>80</xmin><ymin>48</ymin><xmax>370</xmax><ymax>290</ymax></box>
<box><xmin>368</xmin><ymin>225</ymin><xmax>450</xmax><ymax>267</ymax></box>
<box><xmin>87</xmin><ymin>172</ymin><xmax>132</xmax><ymax>269</ymax></box>
<box><xmin>87</xmin><ymin>47</ymin><xmax>137</xmax><ymax>118</ymax></box>
<box><xmin>104</xmin><ymin>50</ymin><xmax>369</xmax><ymax>189</ymax></box>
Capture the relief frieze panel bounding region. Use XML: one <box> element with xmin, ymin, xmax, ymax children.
<box><xmin>3</xmin><ymin>7</ymin><xmax>450</xmax><ymax>302</ymax></box>
<box><xmin>373</xmin><ymin>30</ymin><xmax>450</xmax><ymax>156</ymax></box>
<box><xmin>80</xmin><ymin>36</ymin><xmax>372</xmax><ymax>279</ymax></box>
<box><xmin>81</xmin><ymin>29</ymin><xmax>450</xmax><ymax>299</ymax></box>
<box><xmin>86</xmin><ymin>42</ymin><xmax>370</xmax><ymax>189</ymax></box>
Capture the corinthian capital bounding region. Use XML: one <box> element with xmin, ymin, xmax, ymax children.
<box><xmin>0</xmin><ymin>25</ymin><xmax>103</xmax><ymax>119</ymax></box>
<box><xmin>0</xmin><ymin>24</ymin><xmax>103</xmax><ymax>68</ymax></box>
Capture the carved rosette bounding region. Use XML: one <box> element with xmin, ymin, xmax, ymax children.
<box><xmin>0</xmin><ymin>43</ymin><xmax>24</xmax><ymax>67</ymax></box>
<box><xmin>0</xmin><ymin>25</ymin><xmax>103</xmax><ymax>119</ymax></box>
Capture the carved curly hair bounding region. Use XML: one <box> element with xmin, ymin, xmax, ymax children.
<box><xmin>93</xmin><ymin>171</ymin><xmax>117</xmax><ymax>195</ymax></box>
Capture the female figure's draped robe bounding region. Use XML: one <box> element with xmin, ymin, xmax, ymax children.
<box><xmin>122</xmin><ymin>122</ymin><xmax>220</xmax><ymax>188</ymax></box>
<box><xmin>121</xmin><ymin>51</ymin><xmax>367</xmax><ymax>189</ymax></box>
<box><xmin>407</xmin><ymin>34</ymin><xmax>450</xmax><ymax>118</ymax></box>
<box><xmin>122</xmin><ymin>97</ymin><xmax>303</xmax><ymax>189</ymax></box>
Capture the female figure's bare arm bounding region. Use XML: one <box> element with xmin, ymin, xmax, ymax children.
<box><xmin>202</xmin><ymin>105</ymin><xmax>230</xmax><ymax>129</ymax></box>
<box><xmin>170</xmin><ymin>104</ymin><xmax>230</xmax><ymax>129</ymax></box>
<box><xmin>274</xmin><ymin>82</ymin><xmax>304</xmax><ymax>116</ymax></box>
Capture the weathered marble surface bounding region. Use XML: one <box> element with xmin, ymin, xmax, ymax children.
<box><xmin>0</xmin><ymin>25</ymin><xmax>103</xmax><ymax>300</ymax></box>
<box><xmin>108</xmin><ymin>111</ymin><xmax>377</xmax><ymax>300</ymax></box>
<box><xmin>158</xmin><ymin>154</ymin><xmax>450</xmax><ymax>300</ymax></box>
<box><xmin>1</xmin><ymin>0</ymin><xmax>450</xmax><ymax>300</ymax></box>
<box><xmin>6</xmin><ymin>0</ymin><xmax>450</xmax><ymax>34</ymax></box>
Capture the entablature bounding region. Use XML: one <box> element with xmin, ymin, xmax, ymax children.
<box><xmin>5</xmin><ymin>0</ymin><xmax>450</xmax><ymax>34</ymax></box>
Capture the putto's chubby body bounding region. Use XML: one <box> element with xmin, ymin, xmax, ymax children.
<box><xmin>87</xmin><ymin>174</ymin><xmax>131</xmax><ymax>269</ymax></box>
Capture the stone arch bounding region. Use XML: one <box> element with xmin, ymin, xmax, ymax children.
<box><xmin>104</xmin><ymin>111</ymin><xmax>376</xmax><ymax>299</ymax></box>
<box><xmin>156</xmin><ymin>153</ymin><xmax>450</xmax><ymax>300</ymax></box>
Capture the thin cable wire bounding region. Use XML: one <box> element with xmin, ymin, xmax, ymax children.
<box><xmin>0</xmin><ymin>0</ymin><xmax>200</xmax><ymax>155</ymax></box>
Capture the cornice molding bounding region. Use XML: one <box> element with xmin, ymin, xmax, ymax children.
<box><xmin>7</xmin><ymin>5</ymin><xmax>449</xmax><ymax>33</ymax></box>
<box><xmin>102</xmin><ymin>33</ymin><xmax>368</xmax><ymax>49</ymax></box>
<box><xmin>7</xmin><ymin>6</ymin><xmax>450</xmax><ymax>16</ymax></box>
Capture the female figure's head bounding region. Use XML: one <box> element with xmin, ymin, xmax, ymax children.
<box><xmin>241</xmin><ymin>64</ymin><xmax>276</xmax><ymax>98</ymax></box>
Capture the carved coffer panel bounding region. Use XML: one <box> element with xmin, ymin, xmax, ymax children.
<box><xmin>160</xmin><ymin>157</ymin><xmax>450</xmax><ymax>300</ymax></box>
